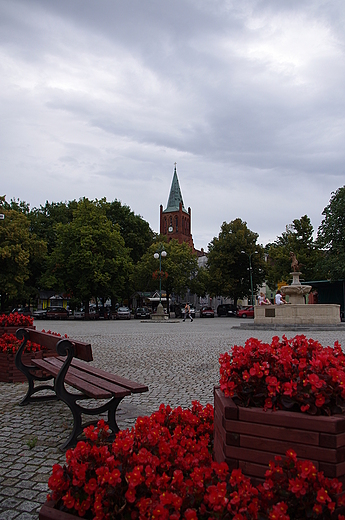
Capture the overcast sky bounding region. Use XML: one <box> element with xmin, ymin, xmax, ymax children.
<box><xmin>1</xmin><ymin>0</ymin><xmax>345</xmax><ymax>251</ymax></box>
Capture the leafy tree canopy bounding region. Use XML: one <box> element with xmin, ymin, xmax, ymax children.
<box><xmin>43</xmin><ymin>198</ymin><xmax>133</xmax><ymax>307</ymax></box>
<box><xmin>0</xmin><ymin>196</ymin><xmax>46</xmax><ymax>310</ymax></box>
<box><xmin>104</xmin><ymin>200</ymin><xmax>155</xmax><ymax>264</ymax></box>
<box><xmin>317</xmin><ymin>186</ymin><xmax>345</xmax><ymax>280</ymax></box>
<box><xmin>206</xmin><ymin>218</ymin><xmax>266</xmax><ymax>304</ymax></box>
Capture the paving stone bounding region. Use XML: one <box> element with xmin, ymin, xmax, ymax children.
<box><xmin>0</xmin><ymin>510</ymin><xmax>20</xmax><ymax>519</ymax></box>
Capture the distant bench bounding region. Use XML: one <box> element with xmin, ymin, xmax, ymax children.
<box><xmin>15</xmin><ymin>328</ymin><xmax>148</xmax><ymax>449</ymax></box>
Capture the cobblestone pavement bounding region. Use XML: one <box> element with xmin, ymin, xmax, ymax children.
<box><xmin>1</xmin><ymin>318</ymin><xmax>345</xmax><ymax>519</ymax></box>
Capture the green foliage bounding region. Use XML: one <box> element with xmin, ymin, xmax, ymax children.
<box><xmin>266</xmin><ymin>215</ymin><xmax>324</xmax><ymax>288</ymax></box>
<box><xmin>317</xmin><ymin>186</ymin><xmax>345</xmax><ymax>280</ymax></box>
<box><xmin>104</xmin><ymin>200</ymin><xmax>155</xmax><ymax>264</ymax></box>
<box><xmin>133</xmin><ymin>238</ymin><xmax>199</xmax><ymax>303</ymax></box>
<box><xmin>43</xmin><ymin>198</ymin><xmax>133</xmax><ymax>305</ymax></box>
<box><xmin>206</xmin><ymin>219</ymin><xmax>266</xmax><ymax>303</ymax></box>
<box><xmin>29</xmin><ymin>200</ymin><xmax>78</xmax><ymax>254</ymax></box>
<box><xmin>0</xmin><ymin>197</ymin><xmax>47</xmax><ymax>310</ymax></box>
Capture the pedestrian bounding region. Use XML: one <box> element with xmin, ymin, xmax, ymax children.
<box><xmin>183</xmin><ymin>302</ymin><xmax>193</xmax><ymax>322</ymax></box>
<box><xmin>275</xmin><ymin>290</ymin><xmax>287</xmax><ymax>305</ymax></box>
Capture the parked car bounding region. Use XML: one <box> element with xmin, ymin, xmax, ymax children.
<box><xmin>217</xmin><ymin>304</ymin><xmax>237</xmax><ymax>317</ymax></box>
<box><xmin>200</xmin><ymin>306</ymin><xmax>215</xmax><ymax>318</ymax></box>
<box><xmin>33</xmin><ymin>309</ymin><xmax>47</xmax><ymax>319</ymax></box>
<box><xmin>11</xmin><ymin>307</ymin><xmax>32</xmax><ymax>316</ymax></box>
<box><xmin>116</xmin><ymin>306</ymin><xmax>131</xmax><ymax>320</ymax></box>
<box><xmin>134</xmin><ymin>307</ymin><xmax>151</xmax><ymax>319</ymax></box>
<box><xmin>46</xmin><ymin>307</ymin><xmax>70</xmax><ymax>319</ymax></box>
<box><xmin>236</xmin><ymin>306</ymin><xmax>254</xmax><ymax>318</ymax></box>
<box><xmin>74</xmin><ymin>309</ymin><xmax>85</xmax><ymax>319</ymax></box>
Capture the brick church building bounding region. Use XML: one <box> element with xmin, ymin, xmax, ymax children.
<box><xmin>160</xmin><ymin>164</ymin><xmax>195</xmax><ymax>250</ymax></box>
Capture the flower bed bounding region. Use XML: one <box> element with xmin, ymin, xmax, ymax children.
<box><xmin>0</xmin><ymin>312</ymin><xmax>35</xmax><ymax>336</ymax></box>
<box><xmin>219</xmin><ymin>335</ymin><xmax>345</xmax><ymax>416</ymax></box>
<box><xmin>0</xmin><ymin>312</ymin><xmax>34</xmax><ymax>328</ymax></box>
<box><xmin>42</xmin><ymin>403</ymin><xmax>345</xmax><ymax>520</ymax></box>
<box><xmin>215</xmin><ymin>335</ymin><xmax>345</xmax><ymax>515</ymax></box>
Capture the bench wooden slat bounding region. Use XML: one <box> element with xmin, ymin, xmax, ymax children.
<box><xmin>44</xmin><ymin>357</ymin><xmax>131</xmax><ymax>398</ymax></box>
<box><xmin>68</xmin><ymin>357</ymin><xmax>149</xmax><ymax>393</ymax></box>
<box><xmin>27</xmin><ymin>329</ymin><xmax>93</xmax><ymax>362</ymax></box>
<box><xmin>32</xmin><ymin>358</ymin><xmax>112</xmax><ymax>399</ymax></box>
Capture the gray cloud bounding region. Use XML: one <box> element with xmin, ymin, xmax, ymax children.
<box><xmin>1</xmin><ymin>0</ymin><xmax>345</xmax><ymax>251</ymax></box>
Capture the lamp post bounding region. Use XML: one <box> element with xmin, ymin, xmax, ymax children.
<box><xmin>241</xmin><ymin>250</ymin><xmax>257</xmax><ymax>306</ymax></box>
<box><xmin>154</xmin><ymin>244</ymin><xmax>167</xmax><ymax>316</ymax></box>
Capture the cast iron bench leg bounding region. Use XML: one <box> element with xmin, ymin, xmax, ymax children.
<box><xmin>15</xmin><ymin>329</ymin><xmax>58</xmax><ymax>405</ymax></box>
<box><xmin>59</xmin><ymin>394</ymin><xmax>124</xmax><ymax>450</ymax></box>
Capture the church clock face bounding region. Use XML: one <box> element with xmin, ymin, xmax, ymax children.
<box><xmin>168</xmin><ymin>226</ymin><xmax>173</xmax><ymax>233</ymax></box>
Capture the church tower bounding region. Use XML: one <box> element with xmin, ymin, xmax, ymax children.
<box><xmin>160</xmin><ymin>164</ymin><xmax>194</xmax><ymax>249</ymax></box>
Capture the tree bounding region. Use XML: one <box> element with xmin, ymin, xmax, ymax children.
<box><xmin>29</xmin><ymin>200</ymin><xmax>78</xmax><ymax>254</ymax></box>
<box><xmin>44</xmin><ymin>198</ymin><xmax>133</xmax><ymax>309</ymax></box>
<box><xmin>206</xmin><ymin>219</ymin><xmax>266</xmax><ymax>305</ymax></box>
<box><xmin>266</xmin><ymin>215</ymin><xmax>325</xmax><ymax>289</ymax></box>
<box><xmin>104</xmin><ymin>200</ymin><xmax>155</xmax><ymax>264</ymax></box>
<box><xmin>0</xmin><ymin>200</ymin><xmax>29</xmax><ymax>309</ymax></box>
<box><xmin>133</xmin><ymin>238</ymin><xmax>199</xmax><ymax>311</ymax></box>
<box><xmin>0</xmin><ymin>196</ymin><xmax>47</xmax><ymax>311</ymax></box>
<box><xmin>317</xmin><ymin>186</ymin><xmax>345</xmax><ymax>280</ymax></box>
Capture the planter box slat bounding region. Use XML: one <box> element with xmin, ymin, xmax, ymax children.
<box><xmin>238</xmin><ymin>406</ymin><xmax>345</xmax><ymax>434</ymax></box>
<box><xmin>319</xmin><ymin>460</ymin><xmax>345</xmax><ymax>478</ymax></box>
<box><xmin>239</xmin><ymin>434</ymin><xmax>342</xmax><ymax>463</ymax></box>
<box><xmin>222</xmin><ymin>417</ymin><xmax>320</xmax><ymax>446</ymax></box>
<box><xmin>239</xmin><ymin>460</ymin><xmax>268</xmax><ymax>479</ymax></box>
<box><xmin>224</xmin><ymin>445</ymin><xmax>287</xmax><ymax>467</ymax></box>
<box><xmin>320</xmin><ymin>432</ymin><xmax>345</xmax><ymax>449</ymax></box>
<box><xmin>214</xmin><ymin>387</ymin><xmax>345</xmax><ymax>483</ymax></box>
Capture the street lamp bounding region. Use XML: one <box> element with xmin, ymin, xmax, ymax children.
<box><xmin>241</xmin><ymin>250</ymin><xmax>258</xmax><ymax>306</ymax></box>
<box><xmin>154</xmin><ymin>244</ymin><xmax>167</xmax><ymax>307</ymax></box>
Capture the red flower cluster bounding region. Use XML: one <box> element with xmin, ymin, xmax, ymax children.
<box><xmin>0</xmin><ymin>333</ymin><xmax>43</xmax><ymax>354</ymax></box>
<box><xmin>47</xmin><ymin>403</ymin><xmax>343</xmax><ymax>519</ymax></box>
<box><xmin>219</xmin><ymin>335</ymin><xmax>345</xmax><ymax>416</ymax></box>
<box><xmin>41</xmin><ymin>329</ymin><xmax>67</xmax><ymax>337</ymax></box>
<box><xmin>0</xmin><ymin>312</ymin><xmax>34</xmax><ymax>327</ymax></box>
<box><xmin>259</xmin><ymin>449</ymin><xmax>344</xmax><ymax>519</ymax></box>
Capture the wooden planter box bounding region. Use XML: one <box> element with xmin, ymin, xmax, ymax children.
<box><xmin>0</xmin><ymin>325</ymin><xmax>35</xmax><ymax>336</ymax></box>
<box><xmin>40</xmin><ymin>500</ymin><xmax>77</xmax><ymax>520</ymax></box>
<box><xmin>0</xmin><ymin>349</ymin><xmax>57</xmax><ymax>383</ymax></box>
<box><xmin>214</xmin><ymin>386</ymin><xmax>345</xmax><ymax>487</ymax></box>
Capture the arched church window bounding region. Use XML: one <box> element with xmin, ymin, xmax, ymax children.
<box><xmin>175</xmin><ymin>216</ymin><xmax>178</xmax><ymax>232</ymax></box>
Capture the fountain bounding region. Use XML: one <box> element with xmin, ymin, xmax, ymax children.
<box><xmin>254</xmin><ymin>252</ymin><xmax>341</xmax><ymax>327</ymax></box>
<box><xmin>280</xmin><ymin>254</ymin><xmax>311</xmax><ymax>304</ymax></box>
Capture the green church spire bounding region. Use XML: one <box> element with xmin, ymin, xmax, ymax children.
<box><xmin>163</xmin><ymin>164</ymin><xmax>188</xmax><ymax>214</ymax></box>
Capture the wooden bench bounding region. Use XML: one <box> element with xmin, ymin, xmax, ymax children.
<box><xmin>15</xmin><ymin>328</ymin><xmax>148</xmax><ymax>449</ymax></box>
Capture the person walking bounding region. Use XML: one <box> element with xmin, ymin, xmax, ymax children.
<box><xmin>183</xmin><ymin>302</ymin><xmax>193</xmax><ymax>322</ymax></box>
